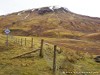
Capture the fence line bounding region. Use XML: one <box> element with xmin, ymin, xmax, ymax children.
<box><xmin>8</xmin><ymin>36</ymin><xmax>59</xmax><ymax>74</ymax></box>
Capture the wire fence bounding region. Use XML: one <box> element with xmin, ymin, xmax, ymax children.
<box><xmin>2</xmin><ymin>34</ymin><xmax>100</xmax><ymax>75</ymax></box>
<box><xmin>2</xmin><ymin>34</ymin><xmax>65</xmax><ymax>74</ymax></box>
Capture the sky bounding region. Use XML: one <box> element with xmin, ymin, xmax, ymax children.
<box><xmin>0</xmin><ymin>0</ymin><xmax>100</xmax><ymax>17</ymax></box>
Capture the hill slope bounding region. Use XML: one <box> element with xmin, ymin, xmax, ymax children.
<box><xmin>0</xmin><ymin>35</ymin><xmax>100</xmax><ymax>75</ymax></box>
<box><xmin>0</xmin><ymin>6</ymin><xmax>100</xmax><ymax>38</ymax></box>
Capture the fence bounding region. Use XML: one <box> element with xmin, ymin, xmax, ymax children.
<box><xmin>6</xmin><ymin>36</ymin><xmax>59</xmax><ymax>74</ymax></box>
<box><xmin>3</xmin><ymin>35</ymin><xmax>100</xmax><ymax>75</ymax></box>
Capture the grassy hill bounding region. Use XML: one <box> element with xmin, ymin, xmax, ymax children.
<box><xmin>0</xmin><ymin>34</ymin><xmax>100</xmax><ymax>75</ymax></box>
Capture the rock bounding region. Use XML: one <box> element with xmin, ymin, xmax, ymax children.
<box><xmin>38</xmin><ymin>7</ymin><xmax>53</xmax><ymax>15</ymax></box>
<box><xmin>94</xmin><ymin>56</ymin><xmax>100</xmax><ymax>63</ymax></box>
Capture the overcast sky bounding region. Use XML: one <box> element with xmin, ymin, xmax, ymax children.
<box><xmin>0</xmin><ymin>0</ymin><xmax>100</xmax><ymax>17</ymax></box>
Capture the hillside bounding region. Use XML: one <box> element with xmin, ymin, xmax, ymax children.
<box><xmin>0</xmin><ymin>6</ymin><xmax>100</xmax><ymax>75</ymax></box>
<box><xmin>0</xmin><ymin>35</ymin><xmax>100</xmax><ymax>75</ymax></box>
<box><xmin>0</xmin><ymin>6</ymin><xmax>100</xmax><ymax>38</ymax></box>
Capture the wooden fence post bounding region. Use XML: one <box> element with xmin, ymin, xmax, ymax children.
<box><xmin>31</xmin><ymin>38</ymin><xmax>33</xmax><ymax>48</ymax></box>
<box><xmin>21</xmin><ymin>38</ymin><xmax>23</xmax><ymax>46</ymax></box>
<box><xmin>17</xmin><ymin>39</ymin><xmax>19</xmax><ymax>44</ymax></box>
<box><xmin>25</xmin><ymin>38</ymin><xmax>26</xmax><ymax>46</ymax></box>
<box><xmin>6</xmin><ymin>34</ymin><xmax>9</xmax><ymax>47</ymax></box>
<box><xmin>53</xmin><ymin>45</ymin><xmax>57</xmax><ymax>73</ymax></box>
<box><xmin>39</xmin><ymin>39</ymin><xmax>44</xmax><ymax>58</ymax></box>
<box><xmin>18</xmin><ymin>39</ymin><xmax>20</xmax><ymax>45</ymax></box>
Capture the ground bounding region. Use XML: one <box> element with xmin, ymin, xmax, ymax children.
<box><xmin>0</xmin><ymin>34</ymin><xmax>100</xmax><ymax>75</ymax></box>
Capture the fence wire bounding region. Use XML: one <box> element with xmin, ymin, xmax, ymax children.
<box><xmin>43</xmin><ymin>42</ymin><xmax>67</xmax><ymax>75</ymax></box>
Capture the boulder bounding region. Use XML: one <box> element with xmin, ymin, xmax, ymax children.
<box><xmin>94</xmin><ymin>56</ymin><xmax>100</xmax><ymax>63</ymax></box>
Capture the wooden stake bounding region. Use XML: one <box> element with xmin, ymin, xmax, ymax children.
<box><xmin>18</xmin><ymin>39</ymin><xmax>20</xmax><ymax>44</ymax></box>
<box><xmin>16</xmin><ymin>38</ymin><xmax>18</xmax><ymax>44</ymax></box>
<box><xmin>25</xmin><ymin>38</ymin><xmax>26</xmax><ymax>46</ymax></box>
<box><xmin>39</xmin><ymin>39</ymin><xmax>44</xmax><ymax>58</ymax></box>
<box><xmin>6</xmin><ymin>34</ymin><xmax>9</xmax><ymax>47</ymax></box>
<box><xmin>21</xmin><ymin>38</ymin><xmax>23</xmax><ymax>46</ymax></box>
<box><xmin>53</xmin><ymin>45</ymin><xmax>57</xmax><ymax>73</ymax></box>
<box><xmin>31</xmin><ymin>38</ymin><xmax>33</xmax><ymax>48</ymax></box>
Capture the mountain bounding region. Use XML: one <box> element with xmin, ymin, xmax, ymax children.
<box><xmin>0</xmin><ymin>6</ymin><xmax>100</xmax><ymax>39</ymax></box>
